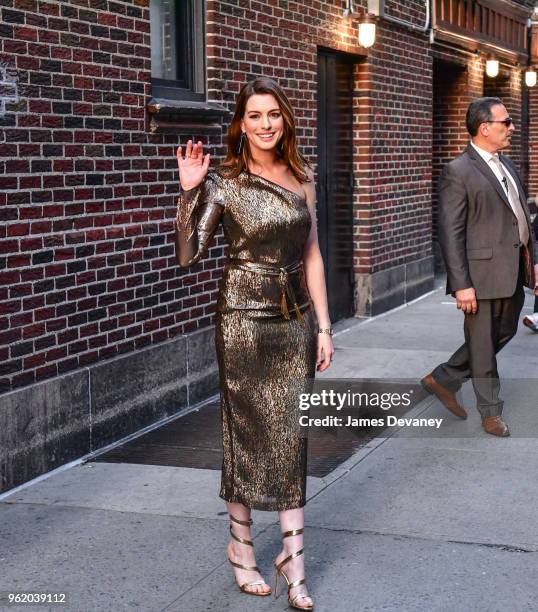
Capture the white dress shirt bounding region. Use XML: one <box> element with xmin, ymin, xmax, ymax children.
<box><xmin>470</xmin><ymin>140</ymin><xmax>520</xmax><ymax>209</ymax></box>
<box><xmin>470</xmin><ymin>140</ymin><xmax>530</xmax><ymax>246</ymax></box>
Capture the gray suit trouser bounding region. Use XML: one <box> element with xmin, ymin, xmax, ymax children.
<box><xmin>432</xmin><ymin>255</ymin><xmax>526</xmax><ymax>418</ymax></box>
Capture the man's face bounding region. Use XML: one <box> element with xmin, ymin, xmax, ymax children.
<box><xmin>481</xmin><ymin>104</ymin><xmax>514</xmax><ymax>152</ymax></box>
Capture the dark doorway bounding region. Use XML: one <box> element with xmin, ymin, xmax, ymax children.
<box><xmin>317</xmin><ymin>49</ymin><xmax>355</xmax><ymax>323</ymax></box>
<box><xmin>432</xmin><ymin>58</ymin><xmax>468</xmax><ymax>273</ymax></box>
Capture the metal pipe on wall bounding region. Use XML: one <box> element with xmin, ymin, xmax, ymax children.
<box><xmin>368</xmin><ymin>0</ymin><xmax>431</xmax><ymax>34</ymax></box>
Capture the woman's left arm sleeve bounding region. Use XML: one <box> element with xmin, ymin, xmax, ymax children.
<box><xmin>175</xmin><ymin>173</ymin><xmax>225</xmax><ymax>267</ymax></box>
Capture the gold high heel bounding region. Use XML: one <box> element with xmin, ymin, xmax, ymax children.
<box><xmin>273</xmin><ymin>527</ymin><xmax>314</xmax><ymax>610</ymax></box>
<box><xmin>226</xmin><ymin>514</ymin><xmax>271</xmax><ymax>597</ymax></box>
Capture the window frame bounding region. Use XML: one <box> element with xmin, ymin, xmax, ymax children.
<box><xmin>150</xmin><ymin>0</ymin><xmax>206</xmax><ymax>103</ymax></box>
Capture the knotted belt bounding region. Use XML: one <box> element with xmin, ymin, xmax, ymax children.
<box><xmin>227</xmin><ymin>258</ymin><xmax>307</xmax><ymax>326</ymax></box>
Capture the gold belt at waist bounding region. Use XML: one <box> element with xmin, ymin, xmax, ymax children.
<box><xmin>226</xmin><ymin>258</ymin><xmax>307</xmax><ymax>325</ymax></box>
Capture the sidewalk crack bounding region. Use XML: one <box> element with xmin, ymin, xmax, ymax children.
<box><xmin>305</xmin><ymin>524</ymin><xmax>537</xmax><ymax>553</ymax></box>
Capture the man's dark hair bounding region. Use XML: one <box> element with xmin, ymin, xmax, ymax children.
<box><xmin>466</xmin><ymin>97</ymin><xmax>503</xmax><ymax>136</ymax></box>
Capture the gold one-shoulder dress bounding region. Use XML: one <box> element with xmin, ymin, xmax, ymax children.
<box><xmin>176</xmin><ymin>170</ymin><xmax>317</xmax><ymax>511</ymax></box>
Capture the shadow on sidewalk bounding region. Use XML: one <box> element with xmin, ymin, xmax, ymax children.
<box><xmin>94</xmin><ymin>381</ymin><xmax>428</xmax><ymax>477</ymax></box>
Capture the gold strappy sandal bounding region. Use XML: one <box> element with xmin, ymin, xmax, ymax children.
<box><xmin>273</xmin><ymin>527</ymin><xmax>314</xmax><ymax>610</ymax></box>
<box><xmin>227</xmin><ymin>514</ymin><xmax>271</xmax><ymax>597</ymax></box>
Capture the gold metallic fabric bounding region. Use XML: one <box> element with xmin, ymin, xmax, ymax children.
<box><xmin>225</xmin><ymin>258</ymin><xmax>308</xmax><ymax>324</ymax></box>
<box><xmin>176</xmin><ymin>170</ymin><xmax>317</xmax><ymax>510</ymax></box>
<box><xmin>175</xmin><ymin>172</ymin><xmax>225</xmax><ymax>267</ymax></box>
<box><xmin>216</xmin><ymin>307</ymin><xmax>317</xmax><ymax>510</ymax></box>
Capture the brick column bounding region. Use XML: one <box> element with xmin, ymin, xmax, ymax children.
<box><xmin>529</xmin><ymin>18</ymin><xmax>538</xmax><ymax>201</ymax></box>
<box><xmin>352</xmin><ymin>14</ymin><xmax>434</xmax><ymax>316</ymax></box>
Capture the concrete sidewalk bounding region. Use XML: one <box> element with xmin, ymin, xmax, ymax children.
<box><xmin>1</xmin><ymin>280</ymin><xmax>538</xmax><ymax>612</ymax></box>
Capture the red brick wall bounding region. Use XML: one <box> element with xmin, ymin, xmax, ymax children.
<box><xmin>0</xmin><ymin>0</ymin><xmax>162</xmax><ymax>392</ymax></box>
<box><xmin>529</xmin><ymin>88</ymin><xmax>538</xmax><ymax>201</ymax></box>
<box><xmin>0</xmin><ymin>0</ymin><xmax>438</xmax><ymax>393</ymax></box>
<box><xmin>386</xmin><ymin>0</ymin><xmax>430</xmax><ymax>25</ymax></box>
<box><xmin>5</xmin><ymin>0</ymin><xmax>532</xmax><ymax>394</ymax></box>
<box><xmin>528</xmin><ymin>18</ymin><xmax>538</xmax><ymax>202</ymax></box>
<box><xmin>353</xmin><ymin>18</ymin><xmax>432</xmax><ymax>275</ymax></box>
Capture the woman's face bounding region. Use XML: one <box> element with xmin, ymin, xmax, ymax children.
<box><xmin>240</xmin><ymin>93</ymin><xmax>284</xmax><ymax>154</ymax></box>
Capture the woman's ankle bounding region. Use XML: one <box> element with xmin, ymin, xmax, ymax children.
<box><xmin>282</xmin><ymin>539</ymin><xmax>303</xmax><ymax>555</ymax></box>
<box><xmin>228</xmin><ymin>539</ymin><xmax>254</xmax><ymax>558</ymax></box>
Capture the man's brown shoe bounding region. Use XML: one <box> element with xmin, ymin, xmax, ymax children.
<box><xmin>482</xmin><ymin>415</ymin><xmax>510</xmax><ymax>437</ymax></box>
<box><xmin>420</xmin><ymin>373</ymin><xmax>468</xmax><ymax>419</ymax></box>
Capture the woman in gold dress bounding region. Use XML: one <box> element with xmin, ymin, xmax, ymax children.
<box><xmin>175</xmin><ymin>77</ymin><xmax>333</xmax><ymax>610</ymax></box>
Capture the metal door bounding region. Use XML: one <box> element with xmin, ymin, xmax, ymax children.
<box><xmin>317</xmin><ymin>49</ymin><xmax>355</xmax><ymax>322</ymax></box>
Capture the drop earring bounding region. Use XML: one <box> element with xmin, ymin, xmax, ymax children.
<box><xmin>236</xmin><ymin>131</ymin><xmax>246</xmax><ymax>155</ymax></box>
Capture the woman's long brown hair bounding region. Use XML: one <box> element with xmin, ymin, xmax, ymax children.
<box><xmin>218</xmin><ymin>77</ymin><xmax>312</xmax><ymax>184</ymax></box>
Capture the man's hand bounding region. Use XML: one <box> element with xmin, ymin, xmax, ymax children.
<box><xmin>455</xmin><ymin>287</ymin><xmax>477</xmax><ymax>314</ymax></box>
<box><xmin>534</xmin><ymin>264</ymin><xmax>538</xmax><ymax>296</ymax></box>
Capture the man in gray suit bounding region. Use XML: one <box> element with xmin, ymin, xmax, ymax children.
<box><xmin>422</xmin><ymin>97</ymin><xmax>538</xmax><ymax>437</ymax></box>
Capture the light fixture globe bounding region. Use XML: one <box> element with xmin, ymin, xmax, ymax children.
<box><xmin>525</xmin><ymin>67</ymin><xmax>537</xmax><ymax>88</ymax></box>
<box><xmin>485</xmin><ymin>57</ymin><xmax>499</xmax><ymax>78</ymax></box>
<box><xmin>358</xmin><ymin>17</ymin><xmax>376</xmax><ymax>48</ymax></box>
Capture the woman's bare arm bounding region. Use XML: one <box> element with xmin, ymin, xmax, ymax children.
<box><xmin>302</xmin><ymin>167</ymin><xmax>333</xmax><ymax>371</ymax></box>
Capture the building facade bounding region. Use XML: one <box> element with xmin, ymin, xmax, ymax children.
<box><xmin>1</xmin><ymin>0</ymin><xmax>536</xmax><ymax>493</ymax></box>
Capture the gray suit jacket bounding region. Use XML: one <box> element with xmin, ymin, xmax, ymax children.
<box><xmin>438</xmin><ymin>144</ymin><xmax>537</xmax><ymax>299</ymax></box>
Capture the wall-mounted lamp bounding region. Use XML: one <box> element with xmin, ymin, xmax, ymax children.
<box><xmin>343</xmin><ymin>0</ymin><xmax>379</xmax><ymax>48</ymax></box>
<box><xmin>525</xmin><ymin>66</ymin><xmax>537</xmax><ymax>87</ymax></box>
<box><xmin>358</xmin><ymin>14</ymin><xmax>377</xmax><ymax>48</ymax></box>
<box><xmin>485</xmin><ymin>56</ymin><xmax>499</xmax><ymax>78</ymax></box>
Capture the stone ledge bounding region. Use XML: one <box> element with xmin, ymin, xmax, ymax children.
<box><xmin>0</xmin><ymin>326</ymin><xmax>219</xmax><ymax>494</ymax></box>
<box><xmin>146</xmin><ymin>97</ymin><xmax>230</xmax><ymax>135</ymax></box>
<box><xmin>354</xmin><ymin>256</ymin><xmax>434</xmax><ymax>316</ymax></box>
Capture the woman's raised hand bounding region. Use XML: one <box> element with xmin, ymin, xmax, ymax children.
<box><xmin>177</xmin><ymin>139</ymin><xmax>210</xmax><ymax>191</ymax></box>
